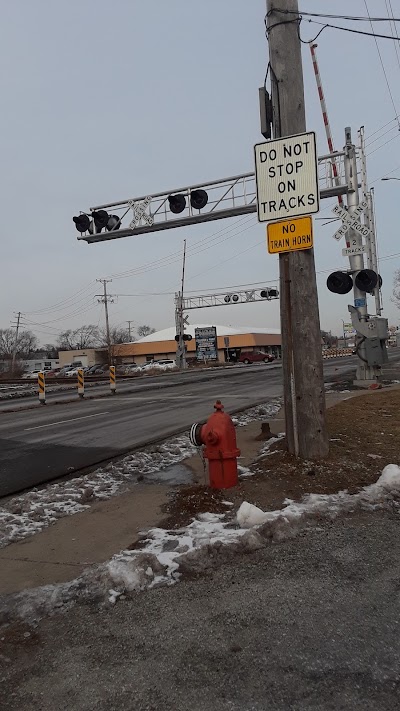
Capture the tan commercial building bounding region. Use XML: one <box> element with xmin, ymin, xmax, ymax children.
<box><xmin>113</xmin><ymin>325</ymin><xmax>281</xmax><ymax>365</ymax></box>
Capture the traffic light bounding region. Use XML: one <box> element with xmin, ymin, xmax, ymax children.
<box><xmin>168</xmin><ymin>190</ymin><xmax>208</xmax><ymax>215</ymax></box>
<box><xmin>260</xmin><ymin>288</ymin><xmax>279</xmax><ymax>298</ymax></box>
<box><xmin>73</xmin><ymin>214</ymin><xmax>90</xmax><ymax>232</ymax></box>
<box><xmin>326</xmin><ymin>271</ymin><xmax>353</xmax><ymax>295</ymax></box>
<box><xmin>224</xmin><ymin>294</ymin><xmax>240</xmax><ymax>303</ymax></box>
<box><xmin>175</xmin><ymin>334</ymin><xmax>192</xmax><ymax>341</ymax></box>
<box><xmin>354</xmin><ymin>269</ymin><xmax>378</xmax><ymax>293</ymax></box>
<box><xmin>73</xmin><ymin>211</ymin><xmax>121</xmax><ymax>234</ymax></box>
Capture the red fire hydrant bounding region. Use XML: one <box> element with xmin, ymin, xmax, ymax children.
<box><xmin>189</xmin><ymin>400</ymin><xmax>240</xmax><ymax>489</ymax></box>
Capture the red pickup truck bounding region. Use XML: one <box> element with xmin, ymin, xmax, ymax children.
<box><xmin>239</xmin><ymin>351</ymin><xmax>275</xmax><ymax>364</ymax></box>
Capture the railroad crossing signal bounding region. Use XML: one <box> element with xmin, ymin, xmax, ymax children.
<box><xmin>129</xmin><ymin>197</ymin><xmax>154</xmax><ymax>228</ymax></box>
<box><xmin>332</xmin><ymin>200</ymin><xmax>370</xmax><ymax>241</ymax></box>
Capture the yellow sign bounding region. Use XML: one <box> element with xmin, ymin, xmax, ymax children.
<box><xmin>267</xmin><ymin>216</ymin><xmax>313</xmax><ymax>254</ymax></box>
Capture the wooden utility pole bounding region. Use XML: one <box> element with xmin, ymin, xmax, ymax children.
<box><xmin>266</xmin><ymin>0</ymin><xmax>329</xmax><ymax>458</ymax></box>
<box><xmin>96</xmin><ymin>278</ymin><xmax>113</xmax><ymax>366</ymax></box>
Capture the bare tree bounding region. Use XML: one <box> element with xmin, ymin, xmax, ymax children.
<box><xmin>42</xmin><ymin>343</ymin><xmax>58</xmax><ymax>359</ymax></box>
<box><xmin>99</xmin><ymin>327</ymin><xmax>131</xmax><ymax>346</ymax></box>
<box><xmin>57</xmin><ymin>325</ymin><xmax>101</xmax><ymax>351</ymax></box>
<box><xmin>393</xmin><ymin>269</ymin><xmax>400</xmax><ymax>310</ymax></box>
<box><xmin>137</xmin><ymin>325</ymin><xmax>156</xmax><ymax>338</ymax></box>
<box><xmin>0</xmin><ymin>329</ymin><xmax>38</xmax><ymax>359</ymax></box>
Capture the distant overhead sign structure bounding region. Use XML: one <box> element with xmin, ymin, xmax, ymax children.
<box><xmin>267</xmin><ymin>216</ymin><xmax>313</xmax><ymax>254</ymax></box>
<box><xmin>254</xmin><ymin>132</ymin><xmax>319</xmax><ymax>223</ymax></box>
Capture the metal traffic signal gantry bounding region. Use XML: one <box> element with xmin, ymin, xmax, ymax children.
<box><xmin>179</xmin><ymin>287</ymin><xmax>279</xmax><ymax>311</ymax></box>
<box><xmin>73</xmin><ymin>154</ymin><xmax>349</xmax><ymax>244</ymax></box>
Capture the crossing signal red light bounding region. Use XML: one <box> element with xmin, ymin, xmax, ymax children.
<box><xmin>168</xmin><ymin>190</ymin><xmax>209</xmax><ymax>215</ymax></box>
<box><xmin>326</xmin><ymin>271</ymin><xmax>353</xmax><ymax>295</ymax></box>
<box><xmin>190</xmin><ymin>189</ymin><xmax>208</xmax><ymax>210</ymax></box>
<box><xmin>260</xmin><ymin>288</ymin><xmax>279</xmax><ymax>298</ymax></box>
<box><xmin>168</xmin><ymin>194</ymin><xmax>187</xmax><ymax>214</ymax></box>
<box><xmin>175</xmin><ymin>334</ymin><xmax>192</xmax><ymax>341</ymax></box>
<box><xmin>73</xmin><ymin>214</ymin><xmax>90</xmax><ymax>233</ymax></box>
<box><xmin>73</xmin><ymin>210</ymin><xmax>121</xmax><ymax>234</ymax></box>
<box><xmin>354</xmin><ymin>269</ymin><xmax>378</xmax><ymax>293</ymax></box>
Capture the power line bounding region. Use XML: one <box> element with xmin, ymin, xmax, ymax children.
<box><xmin>364</xmin><ymin>0</ymin><xmax>400</xmax><ymax>130</ymax></box>
<box><xmin>273</xmin><ymin>9</ymin><xmax>400</xmax><ymax>22</ymax></box>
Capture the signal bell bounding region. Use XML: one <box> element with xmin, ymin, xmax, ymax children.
<box><xmin>326</xmin><ymin>271</ymin><xmax>353</xmax><ymax>295</ymax></box>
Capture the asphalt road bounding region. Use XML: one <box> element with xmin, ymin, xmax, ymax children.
<box><xmin>2</xmin><ymin>510</ymin><xmax>400</xmax><ymax>710</ymax></box>
<box><xmin>0</xmin><ymin>357</ymin><xmax>362</xmax><ymax>497</ymax></box>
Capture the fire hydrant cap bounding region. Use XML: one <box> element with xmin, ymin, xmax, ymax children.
<box><xmin>214</xmin><ymin>400</ymin><xmax>224</xmax><ymax>411</ymax></box>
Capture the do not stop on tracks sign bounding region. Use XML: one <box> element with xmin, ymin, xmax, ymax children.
<box><xmin>254</xmin><ymin>132</ymin><xmax>319</xmax><ymax>223</ymax></box>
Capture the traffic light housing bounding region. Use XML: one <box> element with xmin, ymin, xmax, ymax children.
<box><xmin>326</xmin><ymin>271</ymin><xmax>353</xmax><ymax>295</ymax></box>
<box><xmin>354</xmin><ymin>269</ymin><xmax>378</xmax><ymax>293</ymax></box>
<box><xmin>260</xmin><ymin>288</ymin><xmax>279</xmax><ymax>298</ymax></box>
<box><xmin>168</xmin><ymin>190</ymin><xmax>208</xmax><ymax>215</ymax></box>
<box><xmin>175</xmin><ymin>334</ymin><xmax>192</xmax><ymax>341</ymax></box>
<box><xmin>73</xmin><ymin>210</ymin><xmax>121</xmax><ymax>234</ymax></box>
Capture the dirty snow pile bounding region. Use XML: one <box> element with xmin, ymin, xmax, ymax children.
<box><xmin>231</xmin><ymin>399</ymin><xmax>281</xmax><ymax>427</ymax></box>
<box><xmin>1</xmin><ymin>464</ymin><xmax>400</xmax><ymax>626</ymax></box>
<box><xmin>0</xmin><ymin>434</ymin><xmax>196</xmax><ymax>548</ymax></box>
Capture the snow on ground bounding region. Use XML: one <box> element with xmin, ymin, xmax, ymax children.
<box><xmin>0</xmin><ymin>400</ymin><xmax>282</xmax><ymax>549</ymax></box>
<box><xmin>1</xmin><ymin>464</ymin><xmax>400</xmax><ymax>626</ymax></box>
<box><xmin>231</xmin><ymin>399</ymin><xmax>281</xmax><ymax>427</ymax></box>
<box><xmin>0</xmin><ymin>434</ymin><xmax>196</xmax><ymax>548</ymax></box>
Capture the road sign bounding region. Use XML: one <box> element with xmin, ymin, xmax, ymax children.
<box><xmin>342</xmin><ymin>245</ymin><xmax>366</xmax><ymax>257</ymax></box>
<box><xmin>195</xmin><ymin>327</ymin><xmax>218</xmax><ymax>361</ymax></box>
<box><xmin>129</xmin><ymin>196</ymin><xmax>154</xmax><ymax>228</ymax></box>
<box><xmin>254</xmin><ymin>132</ymin><xmax>319</xmax><ymax>223</ymax></box>
<box><xmin>266</xmin><ymin>216</ymin><xmax>313</xmax><ymax>254</ymax></box>
<box><xmin>332</xmin><ymin>200</ymin><xmax>370</xmax><ymax>240</ymax></box>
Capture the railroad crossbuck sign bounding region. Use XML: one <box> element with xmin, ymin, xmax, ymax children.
<box><xmin>267</xmin><ymin>216</ymin><xmax>313</xmax><ymax>254</ymax></box>
<box><xmin>254</xmin><ymin>132</ymin><xmax>319</xmax><ymax>223</ymax></box>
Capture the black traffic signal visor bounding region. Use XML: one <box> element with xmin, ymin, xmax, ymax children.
<box><xmin>354</xmin><ymin>269</ymin><xmax>378</xmax><ymax>293</ymax></box>
<box><xmin>326</xmin><ymin>271</ymin><xmax>353</xmax><ymax>295</ymax></box>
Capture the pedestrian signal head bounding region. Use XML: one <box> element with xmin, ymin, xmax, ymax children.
<box><xmin>326</xmin><ymin>271</ymin><xmax>353</xmax><ymax>295</ymax></box>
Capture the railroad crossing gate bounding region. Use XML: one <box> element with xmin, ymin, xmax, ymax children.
<box><xmin>266</xmin><ymin>216</ymin><xmax>313</xmax><ymax>254</ymax></box>
<box><xmin>254</xmin><ymin>132</ymin><xmax>319</xmax><ymax>223</ymax></box>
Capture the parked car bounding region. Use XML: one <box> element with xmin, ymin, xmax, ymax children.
<box><xmin>58</xmin><ymin>366</ymin><xmax>76</xmax><ymax>376</ymax></box>
<box><xmin>238</xmin><ymin>351</ymin><xmax>275</xmax><ymax>365</ymax></box>
<box><xmin>21</xmin><ymin>370</ymin><xmax>43</xmax><ymax>379</ymax></box>
<box><xmin>65</xmin><ymin>368</ymin><xmax>82</xmax><ymax>377</ymax></box>
<box><xmin>123</xmin><ymin>363</ymin><xmax>142</xmax><ymax>375</ymax></box>
<box><xmin>84</xmin><ymin>364</ymin><xmax>105</xmax><ymax>375</ymax></box>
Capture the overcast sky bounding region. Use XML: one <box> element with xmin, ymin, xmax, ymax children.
<box><xmin>1</xmin><ymin>0</ymin><xmax>400</xmax><ymax>343</ymax></box>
